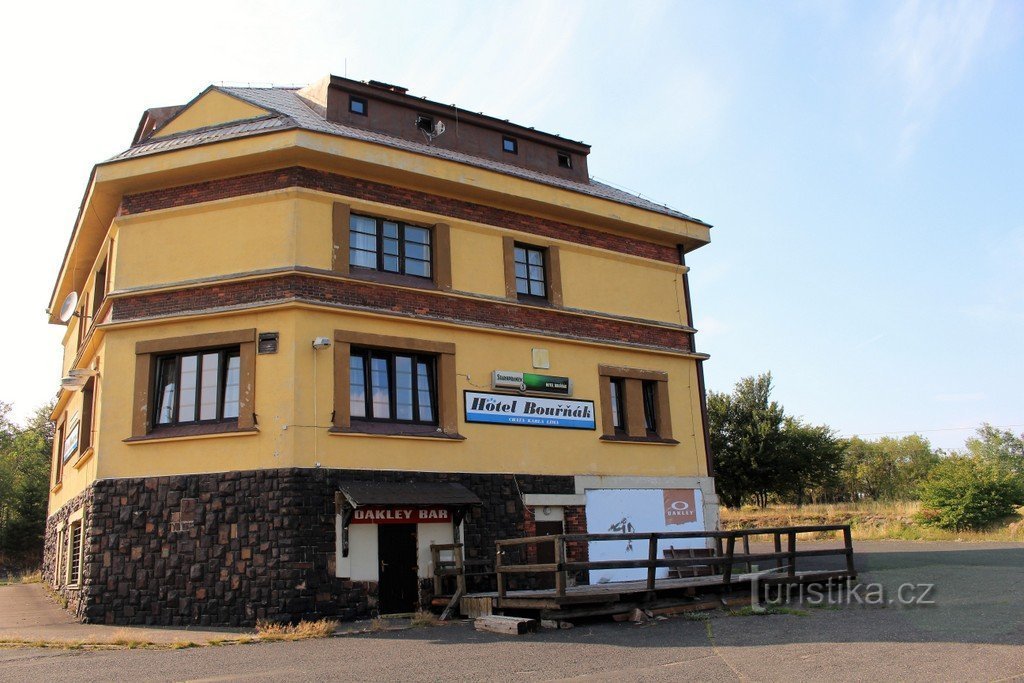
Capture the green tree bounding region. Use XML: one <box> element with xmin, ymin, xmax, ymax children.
<box><xmin>709</xmin><ymin>373</ymin><xmax>786</xmax><ymax>508</ymax></box>
<box><xmin>963</xmin><ymin>424</ymin><xmax>1024</xmax><ymax>476</ymax></box>
<box><xmin>778</xmin><ymin>418</ymin><xmax>846</xmax><ymax>505</ymax></box>
<box><xmin>918</xmin><ymin>456</ymin><xmax>1024</xmax><ymax>530</ymax></box>
<box><xmin>839</xmin><ymin>434</ymin><xmax>938</xmax><ymax>501</ymax></box>
<box><xmin>0</xmin><ymin>401</ymin><xmax>54</xmax><ymax>562</ymax></box>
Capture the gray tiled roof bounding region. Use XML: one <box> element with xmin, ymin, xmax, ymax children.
<box><xmin>108</xmin><ymin>86</ymin><xmax>708</xmax><ymax>226</ymax></box>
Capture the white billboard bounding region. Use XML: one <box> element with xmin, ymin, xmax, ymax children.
<box><xmin>585</xmin><ymin>488</ymin><xmax>705</xmax><ymax>583</ymax></box>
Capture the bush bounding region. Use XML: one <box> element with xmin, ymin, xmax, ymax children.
<box><xmin>917</xmin><ymin>457</ymin><xmax>1024</xmax><ymax>531</ymax></box>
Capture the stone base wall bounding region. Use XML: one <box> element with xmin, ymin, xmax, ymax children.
<box><xmin>43</xmin><ymin>467</ymin><xmax>578</xmax><ymax>626</ymax></box>
<box><xmin>43</xmin><ymin>488</ymin><xmax>95</xmax><ymax>620</ymax></box>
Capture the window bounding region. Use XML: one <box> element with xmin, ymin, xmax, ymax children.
<box><xmin>54</xmin><ymin>418</ymin><xmax>65</xmax><ymax>486</ymax></box>
<box><xmin>642</xmin><ymin>381</ymin><xmax>658</xmax><ymax>434</ymax></box>
<box><xmin>598</xmin><ymin>366</ymin><xmax>674</xmax><ymax>442</ymax></box>
<box><xmin>502</xmin><ymin>136</ymin><xmax>518</xmax><ymax>154</ymax></box>
<box><xmin>416</xmin><ymin>114</ymin><xmax>434</xmax><ymax>133</ymax></box>
<box><xmin>349</xmin><ymin>96</ymin><xmax>367</xmax><ymax>116</ymax></box>
<box><xmin>514</xmin><ymin>245</ymin><xmax>547</xmax><ymax>299</ymax></box>
<box><xmin>349</xmin><ymin>348</ymin><xmax>437</xmax><ymax>425</ymax></box>
<box><xmin>609</xmin><ymin>378</ymin><xmax>625</xmax><ymax>432</ymax></box>
<box><xmin>332</xmin><ymin>330</ymin><xmax>459</xmax><ymax>437</ymax></box>
<box><xmin>67</xmin><ymin>519</ymin><xmax>83</xmax><ymax>586</ymax></box>
<box><xmin>349</xmin><ymin>214</ymin><xmax>432</xmax><ymax>279</ymax></box>
<box><xmin>131</xmin><ymin>329</ymin><xmax>256</xmax><ymax>439</ymax></box>
<box><xmin>54</xmin><ymin>527</ymin><xmax>65</xmax><ymax>586</ymax></box>
<box><xmin>153</xmin><ymin>348</ymin><xmax>241</xmax><ymax>427</ymax></box>
<box><xmin>76</xmin><ymin>293</ymin><xmax>90</xmax><ymax>349</ymax></box>
<box><xmin>78</xmin><ymin>377</ymin><xmax>96</xmax><ymax>455</ymax></box>
<box><xmin>557</xmin><ymin>150</ymin><xmax>573</xmax><ymax>169</ymax></box>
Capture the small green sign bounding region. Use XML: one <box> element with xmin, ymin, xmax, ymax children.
<box><xmin>491</xmin><ymin>370</ymin><xmax>572</xmax><ymax>395</ymax></box>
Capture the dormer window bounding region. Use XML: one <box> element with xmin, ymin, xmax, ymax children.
<box><xmin>416</xmin><ymin>114</ymin><xmax>434</xmax><ymax>133</ymax></box>
<box><xmin>349</xmin><ymin>96</ymin><xmax>367</xmax><ymax>116</ymax></box>
<box><xmin>502</xmin><ymin>136</ymin><xmax>518</xmax><ymax>154</ymax></box>
<box><xmin>557</xmin><ymin>151</ymin><xmax>573</xmax><ymax>169</ymax></box>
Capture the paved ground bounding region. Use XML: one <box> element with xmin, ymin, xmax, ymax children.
<box><xmin>2</xmin><ymin>540</ymin><xmax>1023</xmax><ymax>681</ymax></box>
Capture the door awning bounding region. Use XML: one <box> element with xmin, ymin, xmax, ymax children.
<box><xmin>335</xmin><ymin>481</ymin><xmax>481</xmax><ymax>509</ymax></box>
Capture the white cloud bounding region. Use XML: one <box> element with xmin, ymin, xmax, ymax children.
<box><xmin>881</xmin><ymin>0</ymin><xmax>997</xmax><ymax>159</ymax></box>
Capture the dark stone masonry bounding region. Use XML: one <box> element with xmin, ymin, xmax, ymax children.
<box><xmin>44</xmin><ymin>468</ymin><xmax>585</xmax><ymax>626</ymax></box>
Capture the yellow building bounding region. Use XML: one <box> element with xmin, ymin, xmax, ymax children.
<box><xmin>44</xmin><ymin>75</ymin><xmax>715</xmax><ymax>624</ymax></box>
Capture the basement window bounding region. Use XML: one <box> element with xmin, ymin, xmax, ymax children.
<box><xmin>557</xmin><ymin>151</ymin><xmax>573</xmax><ymax>169</ymax></box>
<box><xmin>502</xmin><ymin>136</ymin><xmax>518</xmax><ymax>154</ymax></box>
<box><xmin>349</xmin><ymin>96</ymin><xmax>367</xmax><ymax>116</ymax></box>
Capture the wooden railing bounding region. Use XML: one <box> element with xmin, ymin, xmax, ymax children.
<box><xmin>494</xmin><ymin>525</ymin><xmax>855</xmax><ymax>599</ymax></box>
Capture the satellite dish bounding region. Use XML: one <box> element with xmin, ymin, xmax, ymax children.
<box><xmin>58</xmin><ymin>291</ymin><xmax>79</xmax><ymax>323</ymax></box>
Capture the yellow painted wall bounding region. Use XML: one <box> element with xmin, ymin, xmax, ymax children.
<box><xmin>49</xmin><ymin>342</ymin><xmax>104</xmax><ymax>513</ymax></box>
<box><xmin>151</xmin><ymin>90</ymin><xmax>269</xmax><ymax>139</ymax></box>
<box><xmin>111</xmin><ymin>190</ymin><xmax>690</xmax><ymax>326</ymax></box>
<box><xmin>113</xmin><ymin>193</ymin><xmax>313</xmax><ymax>290</ymax></box>
<box><xmin>90</xmin><ymin>305</ymin><xmax>707</xmax><ymax>485</ymax></box>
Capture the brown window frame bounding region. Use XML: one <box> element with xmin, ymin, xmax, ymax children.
<box><xmin>129</xmin><ymin>329</ymin><xmax>256</xmax><ymax>440</ymax></box>
<box><xmin>502</xmin><ymin>237</ymin><xmax>562</xmax><ymax>306</ymax></box>
<box><xmin>79</xmin><ymin>377</ymin><xmax>96</xmax><ymax>454</ymax></box>
<box><xmin>66</xmin><ymin>518</ymin><xmax>83</xmax><ymax>587</ymax></box>
<box><xmin>349</xmin><ymin>95</ymin><xmax>367</xmax><ymax>116</ymax></box>
<box><xmin>53</xmin><ymin>417</ymin><xmax>66</xmax><ymax>486</ymax></box>
<box><xmin>598</xmin><ymin>365</ymin><xmax>675</xmax><ymax>443</ymax></box>
<box><xmin>349</xmin><ymin>213</ymin><xmax>433</xmax><ymax>279</ymax></box>
<box><xmin>331</xmin><ymin>202</ymin><xmax>453</xmax><ymax>291</ymax></box>
<box><xmin>349</xmin><ymin>347</ymin><xmax>438</xmax><ymax>426</ymax></box>
<box><xmin>502</xmin><ymin>136</ymin><xmax>518</xmax><ymax>154</ymax></box>
<box><xmin>557</xmin><ymin>150</ymin><xmax>573</xmax><ymax>169</ymax></box>
<box><xmin>332</xmin><ymin>330</ymin><xmax>460</xmax><ymax>438</ymax></box>
<box><xmin>152</xmin><ymin>347</ymin><xmax>242</xmax><ymax>427</ymax></box>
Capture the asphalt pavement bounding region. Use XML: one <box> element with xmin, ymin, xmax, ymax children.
<box><xmin>2</xmin><ymin>540</ymin><xmax>1022</xmax><ymax>681</ymax></box>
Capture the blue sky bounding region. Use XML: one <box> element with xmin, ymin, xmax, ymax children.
<box><xmin>0</xmin><ymin>0</ymin><xmax>1020</xmax><ymax>449</ymax></box>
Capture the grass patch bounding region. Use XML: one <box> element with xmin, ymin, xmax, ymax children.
<box><xmin>0</xmin><ymin>569</ymin><xmax>43</xmax><ymax>586</ymax></box>
<box><xmin>729</xmin><ymin>605</ymin><xmax>809</xmax><ymax>617</ymax></box>
<box><xmin>255</xmin><ymin>618</ymin><xmax>338</xmax><ymax>641</ymax></box>
<box><xmin>0</xmin><ymin>618</ymin><xmax>340</xmax><ymax>651</ymax></box>
<box><xmin>410</xmin><ymin>611</ymin><xmax>438</xmax><ymax>628</ymax></box>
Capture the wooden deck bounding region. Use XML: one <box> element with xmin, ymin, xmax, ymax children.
<box><xmin>443</xmin><ymin>525</ymin><xmax>857</xmax><ymax>619</ymax></box>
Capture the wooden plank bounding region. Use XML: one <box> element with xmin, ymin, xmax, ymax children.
<box><xmin>474</xmin><ymin>615</ymin><xmax>538</xmax><ymax>635</ymax></box>
<box><xmin>787</xmin><ymin>532</ymin><xmax>797</xmax><ymax>578</ymax></box>
<box><xmin>497</xmin><ymin>598</ymin><xmax>564</xmax><ymax>610</ymax></box>
<box><xmin>460</xmin><ymin>596</ymin><xmax>494</xmax><ymax>618</ymax></box>
<box><xmin>554</xmin><ymin>536</ymin><xmax>566</xmax><ymax>597</ymax></box>
<box><xmin>647</xmin><ymin>534</ymin><xmax>659</xmax><ymax>590</ymax></box>
<box><xmin>497</xmin><ymin>563</ymin><xmax>560</xmax><ymax>573</ymax></box>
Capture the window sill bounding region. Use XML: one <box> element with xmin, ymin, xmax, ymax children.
<box><xmin>348</xmin><ymin>267</ymin><xmax>437</xmax><ymax>291</ymax></box>
<box><xmin>329</xmin><ymin>426</ymin><xmax>465</xmax><ymax>441</ymax></box>
<box><xmin>51</xmin><ymin>482</ymin><xmax>63</xmax><ymax>495</ymax></box>
<box><xmin>515</xmin><ymin>294</ymin><xmax>556</xmax><ymax>309</ymax></box>
<box><xmin>599</xmin><ymin>435</ymin><xmax>679</xmax><ymax>446</ymax></box>
<box><xmin>72</xmin><ymin>447</ymin><xmax>95</xmax><ymax>470</ymax></box>
<box><xmin>124</xmin><ymin>424</ymin><xmax>259</xmax><ymax>444</ymax></box>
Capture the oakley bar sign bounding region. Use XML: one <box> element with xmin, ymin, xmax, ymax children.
<box><xmin>464</xmin><ymin>391</ymin><xmax>596</xmax><ymax>429</ymax></box>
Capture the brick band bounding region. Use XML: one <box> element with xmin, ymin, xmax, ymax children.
<box><xmin>119</xmin><ymin>167</ymin><xmax>681</xmax><ymax>264</ymax></box>
<box><xmin>111</xmin><ymin>274</ymin><xmax>694</xmax><ymax>353</ymax></box>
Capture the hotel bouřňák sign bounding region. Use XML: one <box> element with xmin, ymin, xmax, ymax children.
<box><xmin>464</xmin><ymin>390</ymin><xmax>596</xmax><ymax>430</ymax></box>
<box><xmin>350</xmin><ymin>507</ymin><xmax>452</xmax><ymax>524</ymax></box>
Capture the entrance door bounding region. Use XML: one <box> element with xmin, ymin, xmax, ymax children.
<box><xmin>377</xmin><ymin>524</ymin><xmax>418</xmax><ymax>614</ymax></box>
<box><xmin>534</xmin><ymin>520</ymin><xmax>564</xmax><ymax>589</ymax></box>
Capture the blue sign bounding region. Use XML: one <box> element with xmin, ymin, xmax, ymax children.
<box><xmin>464</xmin><ymin>391</ymin><xmax>596</xmax><ymax>430</ymax></box>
